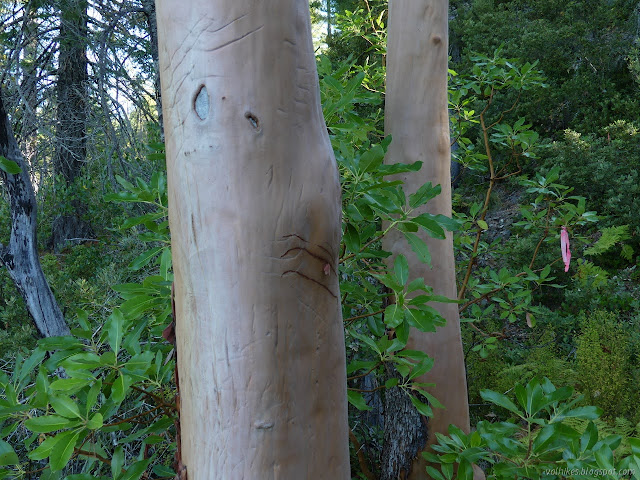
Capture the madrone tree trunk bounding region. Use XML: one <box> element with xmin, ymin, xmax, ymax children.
<box><xmin>156</xmin><ymin>2</ymin><xmax>350</xmax><ymax>478</ymax></box>
<box><xmin>0</xmin><ymin>89</ymin><xmax>70</xmax><ymax>338</ymax></box>
<box><xmin>382</xmin><ymin>1</ymin><xmax>483</xmax><ymax>479</ymax></box>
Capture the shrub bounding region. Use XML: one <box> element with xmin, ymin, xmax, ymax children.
<box><xmin>576</xmin><ymin>310</ymin><xmax>639</xmax><ymax>420</ymax></box>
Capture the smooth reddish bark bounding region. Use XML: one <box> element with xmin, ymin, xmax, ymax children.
<box><xmin>384</xmin><ymin>1</ymin><xmax>483</xmax><ymax>478</ymax></box>
<box><xmin>156</xmin><ymin>1</ymin><xmax>350</xmax><ymax>478</ymax></box>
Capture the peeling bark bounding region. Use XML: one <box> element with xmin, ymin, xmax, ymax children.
<box><xmin>156</xmin><ymin>1</ymin><xmax>350</xmax><ymax>478</ymax></box>
<box><xmin>0</xmin><ymin>89</ymin><xmax>69</xmax><ymax>338</ymax></box>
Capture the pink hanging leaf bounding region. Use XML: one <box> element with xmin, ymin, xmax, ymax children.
<box><xmin>560</xmin><ymin>227</ymin><xmax>571</xmax><ymax>272</ymax></box>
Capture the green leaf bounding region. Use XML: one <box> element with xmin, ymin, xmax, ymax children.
<box><xmin>17</xmin><ymin>348</ymin><xmax>46</xmax><ymax>385</ymax></box>
<box><xmin>594</xmin><ymin>444</ymin><xmax>615</xmax><ymax>470</ymax></box>
<box><xmin>350</xmin><ymin>331</ymin><xmax>381</xmax><ymax>354</ymax></box>
<box><xmin>0</xmin><ymin>156</ymin><xmax>21</xmax><ymax>174</ymax></box>
<box><xmin>384</xmin><ymin>303</ymin><xmax>404</xmax><ymax>328</ymax></box>
<box><xmin>394</xmin><ymin>254</ymin><xmax>409</xmax><ymax>286</ymax></box>
<box><xmin>105</xmin><ymin>309</ymin><xmax>125</xmax><ymax>356</ymax></box>
<box><xmin>120</xmin><ymin>459</ymin><xmax>152</xmax><ymax>480</ymax></box>
<box><xmin>405</xmin><ymin>307</ymin><xmax>440</xmax><ymax>332</ymax></box>
<box><xmin>0</xmin><ymin>441</ymin><xmax>18</xmax><ymax>466</ymax></box>
<box><xmin>403</xmin><ymin>232</ymin><xmax>431</xmax><ymax>266</ymax></box>
<box><xmin>433</xmin><ymin>214</ymin><xmax>462</xmax><ymax>232</ymax></box>
<box><xmin>122</xmin><ymin>318</ymin><xmax>148</xmax><ymax>356</ymax></box>
<box><xmin>407</xmin><ymin>277</ymin><xmax>426</xmax><ymax>293</ymax></box>
<box><xmin>409</xmin><ymin>395</ymin><xmax>433</xmax><ymax>417</ymax></box>
<box><xmin>480</xmin><ymin>389</ymin><xmax>522</xmax><ymax>417</ymax></box>
<box><xmin>347</xmin><ymin>391</ymin><xmax>372</xmax><ymax>411</ymax></box>
<box><xmin>33</xmin><ymin>369</ymin><xmax>50</xmax><ymax>408</ymax></box>
<box><xmin>345</xmin><ymin>203</ymin><xmax>364</xmax><ymax>222</ymax></box>
<box><xmin>373</xmin><ymin>273</ymin><xmax>402</xmax><ymax>292</ymax></box>
<box><xmin>60</xmin><ymin>352</ymin><xmax>101</xmax><ymax>371</ymax></box>
<box><xmin>110</xmin><ymin>373</ymin><xmax>132</xmax><ymax>404</ymax></box>
<box><xmin>120</xmin><ymin>213</ymin><xmax>162</xmax><ymax>230</ymax></box>
<box><xmin>556</xmin><ymin>405</ymin><xmax>602</xmax><ymax>421</ymax></box>
<box><xmin>112</xmin><ymin>446</ymin><xmax>124</xmax><ymax>479</ymax></box>
<box><xmin>25</xmin><ymin>415</ymin><xmax>76</xmax><ymax>433</ymax></box>
<box><xmin>363</xmin><ymin>192</ymin><xmax>401</xmax><ymax>214</ymax></box>
<box><xmin>114</xmin><ymin>174</ymin><xmax>136</xmax><ymax>192</ymax></box>
<box><xmin>347</xmin><ymin>360</ymin><xmax>377</xmax><ymax>375</ymax></box>
<box><xmin>119</xmin><ymin>295</ymin><xmax>159</xmax><ymax>319</ymax></box>
<box><xmin>580</xmin><ymin>421</ymin><xmax>598</xmax><ymax>452</ymax></box>
<box><xmin>409</xmin><ymin>182</ymin><xmax>440</xmax><ymax>208</ymax></box>
<box><xmin>385</xmin><ymin>378</ymin><xmax>399</xmax><ymax>388</ymax></box>
<box><xmin>343</xmin><ymin>223</ymin><xmax>361</xmax><ymax>253</ymax></box>
<box><xmin>395</xmin><ymin>320</ymin><xmax>409</xmax><ymax>345</ymax></box>
<box><xmin>37</xmin><ymin>336</ymin><xmax>84</xmax><ymax>351</ymax></box>
<box><xmin>28</xmin><ymin>435</ymin><xmax>61</xmax><ymax>461</ymax></box>
<box><xmin>629</xmin><ymin>437</ymin><xmax>640</xmax><ymax>456</ymax></box>
<box><xmin>123</xmin><ymin>351</ymin><xmax>154</xmax><ymax>375</ymax></box>
<box><xmin>409</xmin><ymin>357</ymin><xmax>435</xmax><ymax>380</ymax></box>
<box><xmin>159</xmin><ymin>248</ymin><xmax>172</xmax><ymax>280</ymax></box>
<box><xmin>152</xmin><ymin>465</ymin><xmax>176</xmax><ymax>477</ymax></box>
<box><xmin>412</xmin><ymin>213</ymin><xmax>446</xmax><ymax>239</ymax></box>
<box><xmin>50</xmin><ymin>395</ymin><xmax>82</xmax><ymax>419</ymax></box>
<box><xmin>359</xmin><ymin>144</ymin><xmax>385</xmax><ymax>173</ymax></box>
<box><xmin>532</xmin><ymin>423</ymin><xmax>559</xmax><ymax>453</ymax></box>
<box><xmin>477</xmin><ymin>220</ymin><xmax>488</xmax><ymax>230</ymax></box>
<box><xmin>100</xmin><ymin>351</ymin><xmax>116</xmax><ymax>366</ymax></box>
<box><xmin>379</xmin><ymin>161</ymin><xmax>422</xmax><ymax>176</ymax></box>
<box><xmin>50</xmin><ymin>430</ymin><xmax>80</xmax><ymax>472</ymax></box>
<box><xmin>425</xmin><ymin>466</ymin><xmax>446</xmax><ymax>480</ymax></box>
<box><xmin>86</xmin><ymin>413</ymin><xmax>103</xmax><ymax>430</ymax></box>
<box><xmin>128</xmin><ymin>247</ymin><xmax>162</xmax><ymax>271</ymax></box>
<box><xmin>456</xmin><ymin>459</ymin><xmax>474</xmax><ymax>480</ymax></box>
<box><xmin>49</xmin><ymin>377</ymin><xmax>91</xmax><ymax>393</ymax></box>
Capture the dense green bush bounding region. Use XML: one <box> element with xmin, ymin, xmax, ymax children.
<box><xmin>450</xmin><ymin>0</ymin><xmax>640</xmax><ymax>133</ymax></box>
<box><xmin>427</xmin><ymin>377</ymin><xmax>640</xmax><ymax>480</ymax></box>
<box><xmin>542</xmin><ymin>122</ymin><xmax>640</xmax><ymax>268</ymax></box>
<box><xmin>576</xmin><ymin>310</ymin><xmax>640</xmax><ymax>421</ymax></box>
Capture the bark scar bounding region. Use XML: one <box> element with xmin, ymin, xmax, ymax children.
<box><xmin>245</xmin><ymin>111</ymin><xmax>261</xmax><ymax>132</ymax></box>
<box><xmin>282</xmin><ymin>270</ymin><xmax>337</xmax><ymax>298</ymax></box>
<box><xmin>280</xmin><ymin>234</ymin><xmax>338</xmax><ymax>298</ymax></box>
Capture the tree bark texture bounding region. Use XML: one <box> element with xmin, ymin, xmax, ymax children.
<box><xmin>142</xmin><ymin>0</ymin><xmax>164</xmax><ymax>138</ymax></box>
<box><xmin>53</xmin><ymin>0</ymin><xmax>92</xmax><ymax>251</ymax></box>
<box><xmin>55</xmin><ymin>0</ymin><xmax>88</xmax><ymax>184</ymax></box>
<box><xmin>156</xmin><ymin>1</ymin><xmax>350</xmax><ymax>479</ymax></box>
<box><xmin>382</xmin><ymin>1</ymin><xmax>479</xmax><ymax>478</ymax></box>
<box><xmin>381</xmin><ymin>365</ymin><xmax>428</xmax><ymax>480</ymax></box>
<box><xmin>0</xmin><ymin>90</ymin><xmax>70</xmax><ymax>338</ymax></box>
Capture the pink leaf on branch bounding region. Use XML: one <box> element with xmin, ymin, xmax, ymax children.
<box><xmin>560</xmin><ymin>227</ymin><xmax>571</xmax><ymax>272</ymax></box>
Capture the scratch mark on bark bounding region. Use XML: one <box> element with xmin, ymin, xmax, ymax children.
<box><xmin>282</xmin><ymin>270</ymin><xmax>337</xmax><ymax>298</ymax></box>
<box><xmin>204</xmin><ymin>25</ymin><xmax>264</xmax><ymax>53</ymax></box>
<box><xmin>280</xmin><ymin>246</ymin><xmax>335</xmax><ymax>276</ymax></box>
<box><xmin>266</xmin><ymin>165</ymin><xmax>273</xmax><ymax>188</ymax></box>
<box><xmin>205</xmin><ymin>13</ymin><xmax>249</xmax><ymax>33</ymax></box>
<box><xmin>282</xmin><ymin>234</ymin><xmax>334</xmax><ymax>264</ymax></box>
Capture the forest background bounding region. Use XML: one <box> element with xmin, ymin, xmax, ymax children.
<box><xmin>1</xmin><ymin>0</ymin><xmax>640</xmax><ymax>478</ymax></box>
